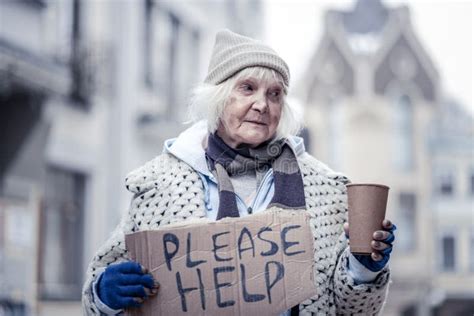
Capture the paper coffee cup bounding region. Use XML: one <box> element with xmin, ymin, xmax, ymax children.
<box><xmin>347</xmin><ymin>184</ymin><xmax>389</xmax><ymax>255</ymax></box>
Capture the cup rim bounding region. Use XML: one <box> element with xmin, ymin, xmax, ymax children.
<box><xmin>346</xmin><ymin>183</ymin><xmax>389</xmax><ymax>189</ymax></box>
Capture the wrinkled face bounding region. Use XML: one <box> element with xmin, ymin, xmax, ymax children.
<box><xmin>217</xmin><ymin>76</ymin><xmax>284</xmax><ymax>148</ymax></box>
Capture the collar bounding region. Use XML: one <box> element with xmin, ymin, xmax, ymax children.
<box><xmin>163</xmin><ymin>120</ymin><xmax>306</xmax><ymax>177</ymax></box>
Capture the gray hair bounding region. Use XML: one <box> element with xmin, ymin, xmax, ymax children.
<box><xmin>187</xmin><ymin>67</ymin><xmax>303</xmax><ymax>141</ymax></box>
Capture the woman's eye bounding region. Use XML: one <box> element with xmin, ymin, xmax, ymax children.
<box><xmin>269</xmin><ymin>90</ymin><xmax>281</xmax><ymax>98</ymax></box>
<box><xmin>242</xmin><ymin>84</ymin><xmax>254</xmax><ymax>91</ymax></box>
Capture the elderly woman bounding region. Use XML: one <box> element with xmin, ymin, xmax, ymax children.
<box><xmin>82</xmin><ymin>29</ymin><xmax>396</xmax><ymax>315</ymax></box>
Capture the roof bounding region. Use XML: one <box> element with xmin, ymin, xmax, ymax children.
<box><xmin>342</xmin><ymin>0</ymin><xmax>389</xmax><ymax>34</ymax></box>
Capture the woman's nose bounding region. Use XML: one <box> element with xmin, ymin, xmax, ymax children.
<box><xmin>252</xmin><ymin>93</ymin><xmax>268</xmax><ymax>113</ymax></box>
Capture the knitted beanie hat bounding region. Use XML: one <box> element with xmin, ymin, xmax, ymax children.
<box><xmin>204</xmin><ymin>29</ymin><xmax>290</xmax><ymax>87</ymax></box>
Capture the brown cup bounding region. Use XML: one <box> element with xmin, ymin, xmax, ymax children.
<box><xmin>347</xmin><ymin>183</ymin><xmax>389</xmax><ymax>255</ymax></box>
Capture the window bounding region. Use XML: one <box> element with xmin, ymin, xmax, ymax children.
<box><xmin>173</xmin><ymin>26</ymin><xmax>201</xmax><ymax>117</ymax></box>
<box><xmin>392</xmin><ymin>95</ymin><xmax>414</xmax><ymax>171</ymax></box>
<box><xmin>143</xmin><ymin>3</ymin><xmax>203</xmax><ymax>120</ymax></box>
<box><xmin>440</xmin><ymin>174</ymin><xmax>454</xmax><ymax>195</ymax></box>
<box><xmin>144</xmin><ymin>5</ymin><xmax>181</xmax><ymax>119</ymax></box>
<box><xmin>69</xmin><ymin>0</ymin><xmax>92</xmax><ymax>108</ymax></box>
<box><xmin>144</xmin><ymin>0</ymin><xmax>153</xmax><ymax>86</ymax></box>
<box><xmin>397</xmin><ymin>192</ymin><xmax>416</xmax><ymax>252</ymax></box>
<box><xmin>166</xmin><ymin>13</ymin><xmax>179</xmax><ymax>117</ymax></box>
<box><xmin>434</xmin><ymin>168</ymin><xmax>455</xmax><ymax>197</ymax></box>
<box><xmin>21</xmin><ymin>0</ymin><xmax>46</xmax><ymax>8</ymax></box>
<box><xmin>46</xmin><ymin>0</ymin><xmax>73</xmax><ymax>63</ymax></box>
<box><xmin>470</xmin><ymin>232</ymin><xmax>474</xmax><ymax>272</ymax></box>
<box><xmin>401</xmin><ymin>304</ymin><xmax>417</xmax><ymax>316</ymax></box>
<box><xmin>469</xmin><ymin>171</ymin><xmax>474</xmax><ymax>196</ymax></box>
<box><xmin>38</xmin><ymin>166</ymin><xmax>86</xmax><ymax>300</ymax></box>
<box><xmin>0</xmin><ymin>206</ymin><xmax>4</xmax><ymax>250</ymax></box>
<box><xmin>441</xmin><ymin>235</ymin><xmax>456</xmax><ymax>272</ymax></box>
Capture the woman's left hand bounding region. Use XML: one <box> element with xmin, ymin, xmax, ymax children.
<box><xmin>343</xmin><ymin>219</ymin><xmax>397</xmax><ymax>272</ymax></box>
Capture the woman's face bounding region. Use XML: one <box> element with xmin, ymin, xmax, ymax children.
<box><xmin>217</xmin><ymin>76</ymin><xmax>284</xmax><ymax>148</ymax></box>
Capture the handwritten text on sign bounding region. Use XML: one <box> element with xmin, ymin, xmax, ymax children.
<box><xmin>125</xmin><ymin>208</ymin><xmax>316</xmax><ymax>316</ymax></box>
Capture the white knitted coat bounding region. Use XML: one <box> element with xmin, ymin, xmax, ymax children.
<box><xmin>82</xmin><ymin>152</ymin><xmax>390</xmax><ymax>315</ymax></box>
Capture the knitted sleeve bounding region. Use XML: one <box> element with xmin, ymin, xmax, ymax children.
<box><xmin>81</xmin><ymin>205</ymin><xmax>136</xmax><ymax>315</ymax></box>
<box><xmin>333</xmin><ymin>247</ymin><xmax>390</xmax><ymax>315</ymax></box>
<box><xmin>82</xmin><ymin>154</ymin><xmax>207</xmax><ymax>315</ymax></box>
<box><xmin>81</xmin><ymin>156</ymin><xmax>165</xmax><ymax>315</ymax></box>
<box><xmin>298</xmin><ymin>153</ymin><xmax>390</xmax><ymax>315</ymax></box>
<box><xmin>324</xmin><ymin>170</ymin><xmax>391</xmax><ymax>315</ymax></box>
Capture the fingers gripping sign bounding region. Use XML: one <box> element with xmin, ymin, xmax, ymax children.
<box><xmin>97</xmin><ymin>261</ymin><xmax>160</xmax><ymax>310</ymax></box>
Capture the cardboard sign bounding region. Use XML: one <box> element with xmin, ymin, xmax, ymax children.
<box><xmin>125</xmin><ymin>208</ymin><xmax>316</xmax><ymax>315</ymax></box>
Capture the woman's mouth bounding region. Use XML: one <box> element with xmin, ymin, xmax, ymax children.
<box><xmin>245</xmin><ymin>120</ymin><xmax>267</xmax><ymax>126</ymax></box>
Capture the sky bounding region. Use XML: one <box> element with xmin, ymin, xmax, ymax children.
<box><xmin>263</xmin><ymin>0</ymin><xmax>473</xmax><ymax>114</ymax></box>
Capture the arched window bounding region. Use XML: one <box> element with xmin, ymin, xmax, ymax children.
<box><xmin>393</xmin><ymin>94</ymin><xmax>414</xmax><ymax>171</ymax></box>
<box><xmin>397</xmin><ymin>192</ymin><xmax>416</xmax><ymax>252</ymax></box>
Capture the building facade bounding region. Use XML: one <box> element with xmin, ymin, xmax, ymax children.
<box><xmin>297</xmin><ymin>0</ymin><xmax>473</xmax><ymax>315</ymax></box>
<box><xmin>0</xmin><ymin>0</ymin><xmax>262</xmax><ymax>315</ymax></box>
<box><xmin>428</xmin><ymin>99</ymin><xmax>474</xmax><ymax>316</ymax></box>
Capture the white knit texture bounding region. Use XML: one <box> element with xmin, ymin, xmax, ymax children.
<box><xmin>82</xmin><ymin>153</ymin><xmax>390</xmax><ymax>315</ymax></box>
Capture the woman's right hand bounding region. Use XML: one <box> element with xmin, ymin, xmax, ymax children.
<box><xmin>97</xmin><ymin>261</ymin><xmax>159</xmax><ymax>310</ymax></box>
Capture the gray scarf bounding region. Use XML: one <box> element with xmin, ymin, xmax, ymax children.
<box><xmin>205</xmin><ymin>133</ymin><xmax>306</xmax><ymax>220</ymax></box>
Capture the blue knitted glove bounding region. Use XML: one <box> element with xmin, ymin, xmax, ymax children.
<box><xmin>344</xmin><ymin>220</ymin><xmax>397</xmax><ymax>272</ymax></box>
<box><xmin>97</xmin><ymin>261</ymin><xmax>158</xmax><ymax>310</ymax></box>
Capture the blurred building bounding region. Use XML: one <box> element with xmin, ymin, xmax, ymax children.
<box><xmin>428</xmin><ymin>99</ymin><xmax>474</xmax><ymax>315</ymax></box>
<box><xmin>0</xmin><ymin>0</ymin><xmax>262</xmax><ymax>315</ymax></box>
<box><xmin>297</xmin><ymin>0</ymin><xmax>474</xmax><ymax>315</ymax></box>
